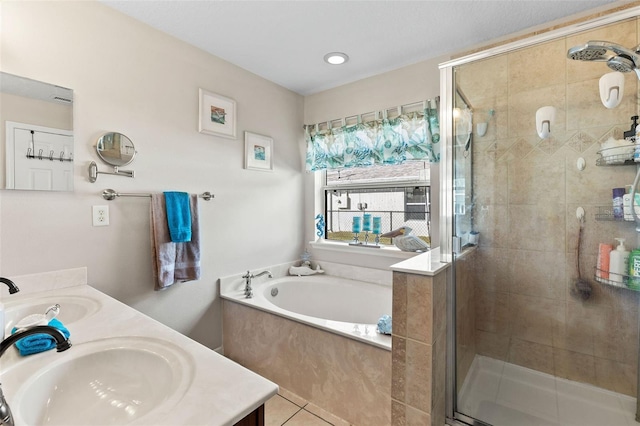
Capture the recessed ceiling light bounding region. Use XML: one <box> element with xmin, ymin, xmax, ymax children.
<box><xmin>324</xmin><ymin>52</ymin><xmax>349</xmax><ymax>65</ymax></box>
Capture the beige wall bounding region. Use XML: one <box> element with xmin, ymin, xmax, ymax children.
<box><xmin>462</xmin><ymin>17</ymin><xmax>640</xmax><ymax>396</ymax></box>
<box><xmin>0</xmin><ymin>1</ymin><xmax>304</xmax><ymax>350</ymax></box>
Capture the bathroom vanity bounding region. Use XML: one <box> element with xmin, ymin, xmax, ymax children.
<box><xmin>0</xmin><ymin>272</ymin><xmax>276</xmax><ymax>426</ymax></box>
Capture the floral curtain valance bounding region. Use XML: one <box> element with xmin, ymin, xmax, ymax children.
<box><xmin>305</xmin><ymin>108</ymin><xmax>440</xmax><ymax>172</ymax></box>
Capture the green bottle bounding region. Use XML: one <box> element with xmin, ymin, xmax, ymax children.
<box><xmin>627</xmin><ymin>249</ymin><xmax>640</xmax><ymax>290</ymax></box>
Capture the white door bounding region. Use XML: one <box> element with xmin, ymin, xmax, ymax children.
<box><xmin>6</xmin><ymin>122</ymin><xmax>73</xmax><ymax>191</ymax></box>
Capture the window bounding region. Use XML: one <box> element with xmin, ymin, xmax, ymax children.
<box><xmin>324</xmin><ymin>162</ymin><xmax>430</xmax><ymax>246</ymax></box>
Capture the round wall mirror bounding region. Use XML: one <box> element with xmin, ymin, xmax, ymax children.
<box><xmin>96</xmin><ymin>132</ymin><xmax>136</xmax><ymax>167</ymax></box>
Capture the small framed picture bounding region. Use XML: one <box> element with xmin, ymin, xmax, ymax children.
<box><xmin>244</xmin><ymin>131</ymin><xmax>273</xmax><ymax>172</ymax></box>
<box><xmin>198</xmin><ymin>88</ymin><xmax>236</xmax><ymax>139</ymax></box>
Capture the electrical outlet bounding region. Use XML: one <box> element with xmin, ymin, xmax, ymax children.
<box><xmin>92</xmin><ymin>205</ymin><xmax>109</xmax><ymax>226</ymax></box>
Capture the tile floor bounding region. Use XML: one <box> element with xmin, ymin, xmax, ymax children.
<box><xmin>265</xmin><ymin>388</ymin><xmax>352</xmax><ymax>426</ymax></box>
<box><xmin>458</xmin><ymin>355</ymin><xmax>638</xmax><ymax>426</ymax></box>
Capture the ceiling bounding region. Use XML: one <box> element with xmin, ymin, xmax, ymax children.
<box><xmin>101</xmin><ymin>0</ymin><xmax>620</xmax><ymax>96</ymax></box>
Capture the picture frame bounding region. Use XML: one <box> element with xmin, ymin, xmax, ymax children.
<box><xmin>244</xmin><ymin>131</ymin><xmax>273</xmax><ymax>172</ymax></box>
<box><xmin>198</xmin><ymin>88</ymin><xmax>236</xmax><ymax>139</ymax></box>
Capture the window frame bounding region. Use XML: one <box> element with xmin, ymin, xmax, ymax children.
<box><xmin>321</xmin><ymin>166</ymin><xmax>431</xmax><ymax>249</ymax></box>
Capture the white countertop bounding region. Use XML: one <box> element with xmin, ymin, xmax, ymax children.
<box><xmin>389</xmin><ymin>246</ymin><xmax>450</xmax><ymax>276</ymax></box>
<box><xmin>0</xmin><ymin>284</ymin><xmax>278</xmax><ymax>426</ymax></box>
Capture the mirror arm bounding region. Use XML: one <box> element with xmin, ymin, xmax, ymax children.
<box><xmin>88</xmin><ymin>161</ymin><xmax>135</xmax><ymax>183</ymax></box>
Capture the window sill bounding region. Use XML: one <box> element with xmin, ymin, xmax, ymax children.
<box><xmin>309</xmin><ymin>239</ymin><xmax>418</xmax><ymax>260</ymax></box>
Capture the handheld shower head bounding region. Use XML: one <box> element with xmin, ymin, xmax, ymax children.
<box><xmin>608</xmin><ymin>55</ymin><xmax>636</xmax><ymax>73</ymax></box>
<box><xmin>567</xmin><ymin>42</ymin><xmax>610</xmax><ymax>61</ymax></box>
<box><xmin>568</xmin><ymin>40</ymin><xmax>640</xmax><ymax>80</ymax></box>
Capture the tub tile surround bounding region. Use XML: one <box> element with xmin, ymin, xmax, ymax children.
<box><xmin>223</xmin><ymin>301</ymin><xmax>391</xmax><ymax>425</ymax></box>
<box><xmin>0</xmin><ymin>270</ymin><xmax>277</xmax><ymax>425</ymax></box>
<box><xmin>221</xmin><ymin>257</ymin><xmax>394</xmax><ymax>425</ymax></box>
<box><xmin>390</xmin><ymin>251</ymin><xmax>450</xmax><ymax>426</ymax></box>
<box><xmin>458</xmin><ymin>16</ymin><xmax>640</xmax><ymax>398</ymax></box>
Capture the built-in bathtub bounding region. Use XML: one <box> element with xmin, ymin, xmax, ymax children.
<box><xmin>220</xmin><ymin>269</ymin><xmax>392</xmax><ymax>425</ymax></box>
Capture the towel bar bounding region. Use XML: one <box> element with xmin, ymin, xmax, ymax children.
<box><xmin>102</xmin><ymin>188</ymin><xmax>214</xmax><ymax>201</ymax></box>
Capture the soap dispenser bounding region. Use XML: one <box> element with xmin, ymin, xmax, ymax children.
<box><xmin>610</xmin><ymin>238</ymin><xmax>630</xmax><ymax>284</ymax></box>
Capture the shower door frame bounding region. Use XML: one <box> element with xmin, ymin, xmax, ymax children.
<box><xmin>439</xmin><ymin>5</ymin><xmax>640</xmax><ymax>426</ymax></box>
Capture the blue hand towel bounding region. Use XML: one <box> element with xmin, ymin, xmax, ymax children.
<box><xmin>164</xmin><ymin>191</ymin><xmax>192</xmax><ymax>243</ymax></box>
<box><xmin>11</xmin><ymin>318</ymin><xmax>70</xmax><ymax>356</ymax></box>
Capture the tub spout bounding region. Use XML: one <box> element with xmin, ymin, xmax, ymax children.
<box><xmin>241</xmin><ymin>270</ymin><xmax>273</xmax><ymax>299</ymax></box>
<box><xmin>253</xmin><ymin>270</ymin><xmax>273</xmax><ymax>279</ymax></box>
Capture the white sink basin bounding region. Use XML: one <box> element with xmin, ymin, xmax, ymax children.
<box><xmin>4</xmin><ymin>337</ymin><xmax>194</xmax><ymax>425</ymax></box>
<box><xmin>4</xmin><ymin>295</ymin><xmax>101</xmax><ymax>335</ymax></box>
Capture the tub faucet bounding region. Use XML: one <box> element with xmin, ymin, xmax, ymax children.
<box><xmin>241</xmin><ymin>270</ymin><xmax>273</xmax><ymax>299</ymax></box>
<box><xmin>0</xmin><ymin>325</ymin><xmax>71</xmax><ymax>426</ymax></box>
<box><xmin>0</xmin><ymin>278</ymin><xmax>19</xmax><ymax>295</ymax></box>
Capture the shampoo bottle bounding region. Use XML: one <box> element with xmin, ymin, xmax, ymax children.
<box><xmin>624</xmin><ymin>185</ymin><xmax>634</xmax><ymax>221</ymax></box>
<box><xmin>609</xmin><ymin>238</ymin><xmax>630</xmax><ymax>284</ymax></box>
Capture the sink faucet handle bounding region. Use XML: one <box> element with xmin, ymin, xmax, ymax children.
<box><xmin>241</xmin><ymin>270</ymin><xmax>251</xmax><ymax>279</ymax></box>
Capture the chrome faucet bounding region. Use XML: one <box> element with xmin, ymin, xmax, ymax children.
<box><xmin>241</xmin><ymin>270</ymin><xmax>272</xmax><ymax>299</ymax></box>
<box><xmin>0</xmin><ymin>278</ymin><xmax>19</xmax><ymax>295</ymax></box>
<box><xmin>0</xmin><ymin>325</ymin><xmax>71</xmax><ymax>426</ymax></box>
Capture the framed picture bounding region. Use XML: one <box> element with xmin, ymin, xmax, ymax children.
<box><xmin>244</xmin><ymin>131</ymin><xmax>273</xmax><ymax>172</ymax></box>
<box><xmin>198</xmin><ymin>88</ymin><xmax>236</xmax><ymax>139</ymax></box>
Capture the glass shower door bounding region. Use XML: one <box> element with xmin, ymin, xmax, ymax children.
<box><xmin>448</xmin><ymin>14</ymin><xmax>640</xmax><ymax>426</ymax></box>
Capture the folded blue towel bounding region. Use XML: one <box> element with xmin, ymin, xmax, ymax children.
<box><xmin>164</xmin><ymin>191</ymin><xmax>192</xmax><ymax>243</ymax></box>
<box><xmin>11</xmin><ymin>318</ymin><xmax>70</xmax><ymax>356</ymax></box>
<box><xmin>377</xmin><ymin>315</ymin><xmax>392</xmax><ymax>335</ymax></box>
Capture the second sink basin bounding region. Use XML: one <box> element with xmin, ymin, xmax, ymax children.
<box><xmin>4</xmin><ymin>295</ymin><xmax>101</xmax><ymax>335</ymax></box>
<box><xmin>5</xmin><ymin>336</ymin><xmax>194</xmax><ymax>425</ymax></box>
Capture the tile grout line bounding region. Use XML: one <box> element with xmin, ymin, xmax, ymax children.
<box><xmin>280</xmin><ymin>406</ymin><xmax>304</xmax><ymax>425</ymax></box>
<box><xmin>302</xmin><ymin>407</ymin><xmax>335</xmax><ymax>425</ymax></box>
<box><xmin>278</xmin><ymin>393</ymin><xmax>308</xmax><ymax>409</ymax></box>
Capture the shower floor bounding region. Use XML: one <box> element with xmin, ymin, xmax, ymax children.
<box><xmin>458</xmin><ymin>355</ymin><xmax>637</xmax><ymax>426</ymax></box>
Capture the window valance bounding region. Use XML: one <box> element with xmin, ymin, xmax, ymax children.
<box><xmin>305</xmin><ymin>104</ymin><xmax>440</xmax><ymax>172</ymax></box>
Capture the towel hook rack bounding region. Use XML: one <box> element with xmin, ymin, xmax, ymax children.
<box><xmin>102</xmin><ymin>189</ymin><xmax>214</xmax><ymax>201</ymax></box>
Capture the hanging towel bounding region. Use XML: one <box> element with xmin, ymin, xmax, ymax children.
<box><xmin>11</xmin><ymin>318</ymin><xmax>70</xmax><ymax>356</ymax></box>
<box><xmin>164</xmin><ymin>191</ymin><xmax>192</xmax><ymax>242</ymax></box>
<box><xmin>151</xmin><ymin>194</ymin><xmax>201</xmax><ymax>290</ymax></box>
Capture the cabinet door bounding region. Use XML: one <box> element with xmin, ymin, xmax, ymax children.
<box><xmin>234</xmin><ymin>404</ymin><xmax>264</xmax><ymax>426</ymax></box>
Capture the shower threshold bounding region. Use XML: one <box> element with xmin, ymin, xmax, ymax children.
<box><xmin>457</xmin><ymin>355</ymin><xmax>636</xmax><ymax>426</ymax></box>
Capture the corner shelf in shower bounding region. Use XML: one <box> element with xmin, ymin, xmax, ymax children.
<box><xmin>594</xmin><ymin>268</ymin><xmax>640</xmax><ymax>292</ymax></box>
<box><xmin>594</xmin><ymin>146</ymin><xmax>638</xmax><ymax>222</ymax></box>
<box><xmin>595</xmin><ymin>143</ymin><xmax>635</xmax><ymax>166</ymax></box>
<box><xmin>594</xmin><ymin>206</ymin><xmax>636</xmax><ymax>222</ymax></box>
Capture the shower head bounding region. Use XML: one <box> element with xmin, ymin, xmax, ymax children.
<box><xmin>568</xmin><ymin>40</ymin><xmax>640</xmax><ymax>77</ymax></box>
<box><xmin>608</xmin><ymin>55</ymin><xmax>636</xmax><ymax>73</ymax></box>
<box><xmin>567</xmin><ymin>42</ymin><xmax>610</xmax><ymax>61</ymax></box>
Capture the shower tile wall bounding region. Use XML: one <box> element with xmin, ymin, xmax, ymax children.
<box><xmin>457</xmin><ymin>17</ymin><xmax>640</xmax><ymax>397</ymax></box>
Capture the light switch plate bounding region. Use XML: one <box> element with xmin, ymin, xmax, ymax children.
<box><xmin>92</xmin><ymin>205</ymin><xmax>109</xmax><ymax>226</ymax></box>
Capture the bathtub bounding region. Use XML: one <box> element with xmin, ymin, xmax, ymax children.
<box><xmin>221</xmin><ymin>274</ymin><xmax>392</xmax><ymax>350</ymax></box>
<box><xmin>220</xmin><ymin>272</ymin><xmax>393</xmax><ymax>424</ymax></box>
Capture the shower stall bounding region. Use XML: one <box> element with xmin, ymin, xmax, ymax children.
<box><xmin>441</xmin><ymin>7</ymin><xmax>640</xmax><ymax>426</ymax></box>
